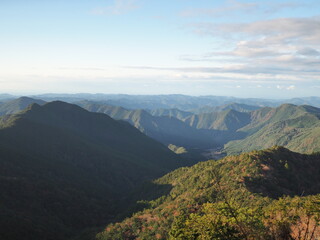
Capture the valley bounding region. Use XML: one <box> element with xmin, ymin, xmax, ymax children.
<box><xmin>0</xmin><ymin>94</ymin><xmax>319</xmax><ymax>240</ymax></box>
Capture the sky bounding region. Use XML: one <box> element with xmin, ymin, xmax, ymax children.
<box><xmin>0</xmin><ymin>0</ymin><xmax>320</xmax><ymax>98</ymax></box>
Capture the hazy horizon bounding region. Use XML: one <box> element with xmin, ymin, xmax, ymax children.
<box><xmin>1</xmin><ymin>92</ymin><xmax>320</xmax><ymax>101</ymax></box>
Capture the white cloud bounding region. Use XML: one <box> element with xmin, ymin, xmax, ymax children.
<box><xmin>178</xmin><ymin>16</ymin><xmax>320</xmax><ymax>86</ymax></box>
<box><xmin>181</xmin><ymin>0</ymin><xmax>258</xmax><ymax>18</ymax></box>
<box><xmin>180</xmin><ymin>1</ymin><xmax>304</xmax><ymax>18</ymax></box>
<box><xmin>193</xmin><ymin>17</ymin><xmax>320</xmax><ymax>45</ymax></box>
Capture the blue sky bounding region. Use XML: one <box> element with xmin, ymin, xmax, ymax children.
<box><xmin>0</xmin><ymin>0</ymin><xmax>320</xmax><ymax>98</ymax></box>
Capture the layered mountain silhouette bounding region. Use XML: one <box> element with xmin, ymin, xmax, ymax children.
<box><xmin>1</xmin><ymin>97</ymin><xmax>319</xmax><ymax>156</ymax></box>
<box><xmin>0</xmin><ymin>101</ymin><xmax>183</xmax><ymax>240</ymax></box>
<box><xmin>76</xmin><ymin>100</ymin><xmax>223</xmax><ymax>148</ymax></box>
<box><xmin>0</xmin><ymin>96</ymin><xmax>45</xmax><ymax>116</ymax></box>
<box><xmin>30</xmin><ymin>93</ymin><xmax>320</xmax><ymax>110</ymax></box>
<box><xmin>77</xmin><ymin>101</ymin><xmax>320</xmax><ymax>155</ymax></box>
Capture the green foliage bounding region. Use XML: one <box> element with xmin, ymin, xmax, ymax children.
<box><xmin>185</xmin><ymin>109</ymin><xmax>251</xmax><ymax>132</ymax></box>
<box><xmin>97</xmin><ymin>147</ymin><xmax>320</xmax><ymax>240</ymax></box>
<box><xmin>225</xmin><ymin>104</ymin><xmax>320</xmax><ymax>155</ymax></box>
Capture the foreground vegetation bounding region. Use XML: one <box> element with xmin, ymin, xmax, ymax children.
<box><xmin>97</xmin><ymin>147</ymin><xmax>320</xmax><ymax>240</ymax></box>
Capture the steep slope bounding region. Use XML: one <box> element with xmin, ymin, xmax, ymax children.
<box><xmin>225</xmin><ymin>104</ymin><xmax>320</xmax><ymax>154</ymax></box>
<box><xmin>185</xmin><ymin>109</ymin><xmax>251</xmax><ymax>132</ymax></box>
<box><xmin>241</xmin><ymin>104</ymin><xmax>315</xmax><ymax>134</ymax></box>
<box><xmin>0</xmin><ymin>101</ymin><xmax>182</xmax><ymax>240</ymax></box>
<box><xmin>0</xmin><ymin>96</ymin><xmax>46</xmax><ymax>116</ymax></box>
<box><xmin>97</xmin><ymin>147</ymin><xmax>320</xmax><ymax>240</ymax></box>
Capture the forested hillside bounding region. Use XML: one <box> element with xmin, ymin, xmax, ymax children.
<box><xmin>97</xmin><ymin>147</ymin><xmax>320</xmax><ymax>240</ymax></box>
<box><xmin>226</xmin><ymin>104</ymin><xmax>320</xmax><ymax>154</ymax></box>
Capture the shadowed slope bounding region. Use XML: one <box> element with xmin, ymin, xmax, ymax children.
<box><xmin>0</xmin><ymin>101</ymin><xmax>182</xmax><ymax>240</ymax></box>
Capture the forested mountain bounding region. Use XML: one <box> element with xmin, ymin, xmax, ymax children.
<box><xmin>77</xmin><ymin>101</ymin><xmax>320</xmax><ymax>155</ymax></box>
<box><xmin>191</xmin><ymin>102</ymin><xmax>261</xmax><ymax>114</ymax></box>
<box><xmin>76</xmin><ymin>101</ymin><xmax>221</xmax><ymax>148</ymax></box>
<box><xmin>225</xmin><ymin>104</ymin><xmax>320</xmax><ymax>154</ymax></box>
<box><xmin>185</xmin><ymin>109</ymin><xmax>251</xmax><ymax>132</ymax></box>
<box><xmin>0</xmin><ymin>101</ymin><xmax>183</xmax><ymax>240</ymax></box>
<box><xmin>0</xmin><ymin>96</ymin><xmax>45</xmax><ymax>116</ymax></box>
<box><xmin>0</xmin><ymin>96</ymin><xmax>319</xmax><ymax>240</ymax></box>
<box><xmin>97</xmin><ymin>147</ymin><xmax>320</xmax><ymax>240</ymax></box>
<box><xmin>2</xmin><ymin>97</ymin><xmax>320</xmax><ymax>158</ymax></box>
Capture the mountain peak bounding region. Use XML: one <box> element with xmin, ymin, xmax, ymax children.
<box><xmin>42</xmin><ymin>100</ymin><xmax>87</xmax><ymax>112</ymax></box>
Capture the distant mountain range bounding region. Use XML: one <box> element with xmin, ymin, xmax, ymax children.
<box><xmin>0</xmin><ymin>101</ymin><xmax>183</xmax><ymax>240</ymax></box>
<box><xmin>2</xmin><ymin>97</ymin><xmax>320</xmax><ymax>156</ymax></box>
<box><xmin>1</xmin><ymin>93</ymin><xmax>320</xmax><ymax>110</ymax></box>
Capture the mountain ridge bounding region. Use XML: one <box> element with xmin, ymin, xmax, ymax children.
<box><xmin>225</xmin><ymin>104</ymin><xmax>320</xmax><ymax>154</ymax></box>
<box><xmin>0</xmin><ymin>101</ymin><xmax>183</xmax><ymax>240</ymax></box>
<box><xmin>0</xmin><ymin>96</ymin><xmax>45</xmax><ymax>116</ymax></box>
